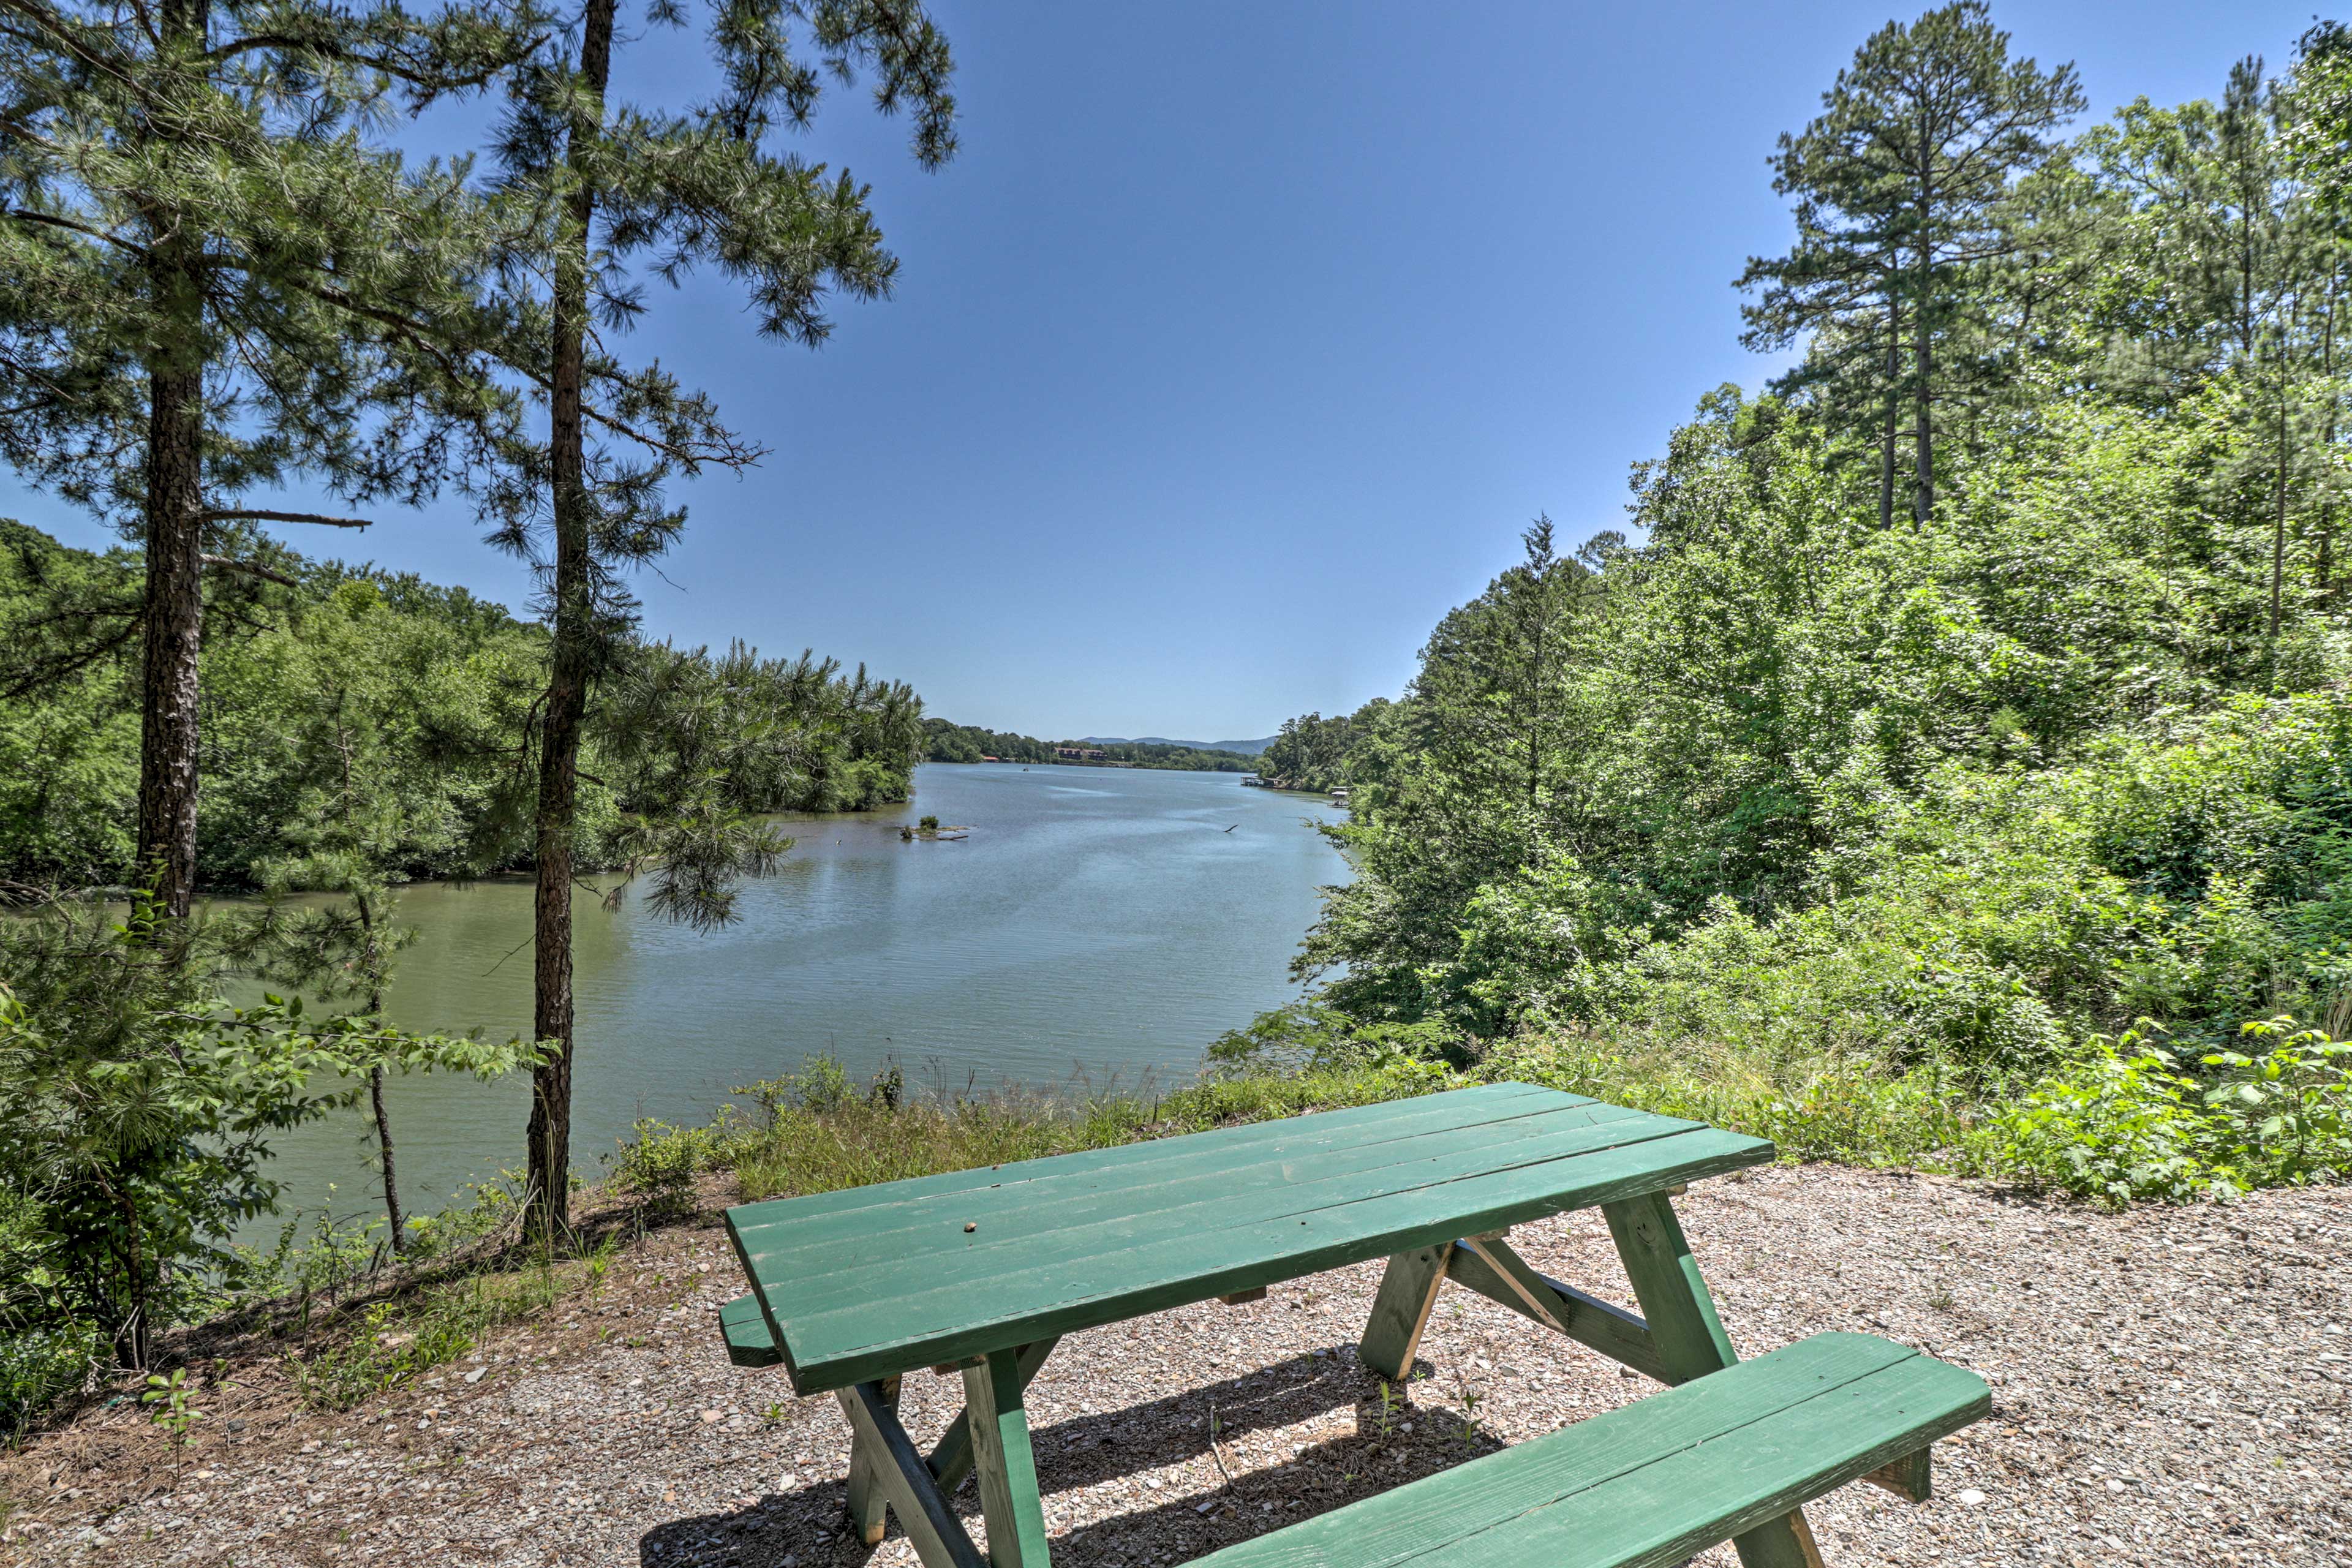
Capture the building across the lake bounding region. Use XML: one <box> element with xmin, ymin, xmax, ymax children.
<box><xmin>1055</xmin><ymin>746</ymin><xmax>1108</xmax><ymax>761</ymax></box>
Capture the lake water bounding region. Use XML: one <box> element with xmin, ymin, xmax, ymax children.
<box><xmin>258</xmin><ymin>763</ymin><xmax>1348</xmax><ymax>1224</ymax></box>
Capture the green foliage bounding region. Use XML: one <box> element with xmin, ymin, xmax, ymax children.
<box><xmin>2199</xmin><ymin>1018</ymin><xmax>2352</xmax><ymax>1183</ymax></box>
<box><xmin>1259</xmin><ymin>32</ymin><xmax>2352</xmax><ymax>1204</ymax></box>
<box><xmin>1257</xmin><ymin>706</ymin><xmax>1382</xmax><ymax>793</ymax></box>
<box><xmin>0</xmin><ymin>526</ymin><xmax>927</xmax><ymax>892</ymax></box>
<box><xmin>0</xmin><ymin>894</ymin><xmax>528</xmax><ymax>1369</ymax></box>
<box><xmin>1980</xmin><ymin>1038</ymin><xmax>2225</xmax><ymax>1205</ymax></box>
<box><xmin>140</xmin><ymin>1367</ymin><xmax>203</xmax><ymax>1442</ymax></box>
<box><xmin>609</xmin><ymin>1119</ymin><xmax>718</xmax><ymax>1219</ymax></box>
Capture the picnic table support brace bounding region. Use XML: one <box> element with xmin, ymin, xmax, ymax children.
<box><xmin>964</xmin><ymin>1346</ymin><xmax>1052</xmax><ymax>1567</ymax></box>
<box><xmin>1358</xmin><ymin>1241</ymin><xmax>1450</xmax><ymax>1381</ymax></box>
<box><xmin>1445</xmin><ymin>1235</ymin><xmax>1670</xmax><ymax>1384</ymax></box>
<box><xmin>1604</xmin><ymin>1189</ymin><xmax>1828</xmax><ymax>1568</ymax></box>
<box><xmin>837</xmin><ymin>1377</ymin><xmax>989</xmax><ymax>1568</ymax></box>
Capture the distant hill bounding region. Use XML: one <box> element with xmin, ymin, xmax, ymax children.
<box><xmin>1080</xmin><ymin>735</ymin><xmax>1275</xmax><ymax>757</ymax></box>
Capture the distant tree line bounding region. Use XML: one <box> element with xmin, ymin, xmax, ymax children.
<box><xmin>923</xmin><ymin>718</ymin><xmax>1260</xmax><ymax>772</ymax></box>
<box><xmin>1256</xmin><ymin>702</ymin><xmax>1390</xmax><ymax>793</ymax></box>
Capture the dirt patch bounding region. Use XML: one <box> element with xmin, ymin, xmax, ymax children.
<box><xmin>5</xmin><ymin>1164</ymin><xmax>2345</xmax><ymax>1567</ymax></box>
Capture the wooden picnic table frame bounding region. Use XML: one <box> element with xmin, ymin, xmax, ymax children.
<box><xmin>720</xmin><ymin>1086</ymin><xmax>1826</xmax><ymax>1568</ymax></box>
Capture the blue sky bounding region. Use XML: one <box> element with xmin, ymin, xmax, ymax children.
<box><xmin>3</xmin><ymin>1</ymin><xmax>2327</xmax><ymax>739</ymax></box>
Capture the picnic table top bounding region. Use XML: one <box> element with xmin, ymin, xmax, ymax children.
<box><xmin>723</xmin><ymin>1081</ymin><xmax>1773</xmax><ymax>1394</ymax></box>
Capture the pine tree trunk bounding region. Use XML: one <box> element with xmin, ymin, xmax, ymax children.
<box><xmin>1880</xmin><ymin>280</ymin><xmax>1900</xmax><ymax>531</ymax></box>
<box><xmin>1913</xmin><ymin>255</ymin><xmax>1934</xmax><ymax>526</ymax></box>
<box><xmin>135</xmin><ymin>0</ymin><xmax>211</xmax><ymax>918</ymax></box>
<box><xmin>2272</xmin><ymin>382</ymin><xmax>2290</xmax><ymax>663</ymax></box>
<box><xmin>136</xmin><ymin>360</ymin><xmax>205</xmax><ymax>918</ymax></box>
<box><xmin>371</xmin><ymin>1063</ymin><xmax>406</xmax><ymax>1254</ymax></box>
<box><xmin>1913</xmin><ymin>140</ymin><xmax>1934</xmax><ymax>527</ymax></box>
<box><xmin>524</xmin><ymin>0</ymin><xmax>617</xmax><ymax>1243</ymax></box>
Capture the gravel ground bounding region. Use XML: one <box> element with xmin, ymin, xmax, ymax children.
<box><xmin>5</xmin><ymin>1164</ymin><xmax>2345</xmax><ymax>1568</ymax></box>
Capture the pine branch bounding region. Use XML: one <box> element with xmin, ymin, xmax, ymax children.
<box><xmin>199</xmin><ymin>553</ymin><xmax>296</xmax><ymax>586</ymax></box>
<box><xmin>4</xmin><ymin>208</ymin><xmax>151</xmax><ymax>259</ymax></box>
<box><xmin>197</xmin><ymin>508</ymin><xmax>374</xmax><ymax>529</ymax></box>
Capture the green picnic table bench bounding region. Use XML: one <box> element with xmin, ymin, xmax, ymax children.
<box><xmin>715</xmin><ymin>1082</ymin><xmax>1988</xmax><ymax>1568</ymax></box>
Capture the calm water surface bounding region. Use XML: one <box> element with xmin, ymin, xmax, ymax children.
<box><xmin>259</xmin><ymin>763</ymin><xmax>1346</xmax><ymax>1221</ymax></box>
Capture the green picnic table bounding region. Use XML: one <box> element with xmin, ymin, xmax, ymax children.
<box><xmin>715</xmin><ymin>1082</ymin><xmax>1988</xmax><ymax>1568</ymax></box>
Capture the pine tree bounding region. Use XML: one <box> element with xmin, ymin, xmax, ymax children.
<box><xmin>0</xmin><ymin>0</ymin><xmax>537</xmax><ymax>916</ymax></box>
<box><xmin>1740</xmin><ymin>2</ymin><xmax>2083</xmax><ymax>524</ymax></box>
<box><xmin>481</xmin><ymin>0</ymin><xmax>956</xmax><ymax>1238</ymax></box>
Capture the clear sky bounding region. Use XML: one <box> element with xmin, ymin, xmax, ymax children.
<box><xmin>2</xmin><ymin>2</ymin><xmax>2327</xmax><ymax>739</ymax></box>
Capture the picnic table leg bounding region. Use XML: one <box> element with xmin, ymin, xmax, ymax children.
<box><xmin>837</xmin><ymin>1378</ymin><xmax>992</xmax><ymax>1568</ymax></box>
<box><xmin>963</xmin><ymin>1347</ymin><xmax>1052</xmax><ymax>1568</ymax></box>
<box><xmin>1603</xmin><ymin>1190</ymin><xmax>1827</xmax><ymax>1568</ymax></box>
<box><xmin>1358</xmin><ymin>1242</ymin><xmax>1450</xmax><ymax>1381</ymax></box>
<box><xmin>929</xmin><ymin>1338</ymin><xmax>1060</xmax><ymax>1495</ymax></box>
<box><xmin>845</xmin><ymin>1373</ymin><xmax>903</xmax><ymax>1546</ymax></box>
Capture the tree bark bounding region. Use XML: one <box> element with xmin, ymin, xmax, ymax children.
<box><xmin>1911</xmin><ymin>107</ymin><xmax>1935</xmax><ymax>528</ymax></box>
<box><xmin>2272</xmin><ymin>379</ymin><xmax>2290</xmax><ymax>663</ymax></box>
<box><xmin>1913</xmin><ymin>209</ymin><xmax>1934</xmax><ymax>526</ymax></box>
<box><xmin>1880</xmin><ymin>268</ymin><xmax>1900</xmax><ymax>531</ymax></box>
<box><xmin>136</xmin><ymin>361</ymin><xmax>206</xmax><ymax>918</ymax></box>
<box><xmin>371</xmin><ymin>1063</ymin><xmax>406</xmax><ymax>1254</ymax></box>
<box><xmin>131</xmin><ymin>0</ymin><xmax>213</xmax><ymax>921</ymax></box>
<box><xmin>524</xmin><ymin>0</ymin><xmax>617</xmax><ymax>1243</ymax></box>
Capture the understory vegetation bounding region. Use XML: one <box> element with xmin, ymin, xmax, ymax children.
<box><xmin>1252</xmin><ymin>11</ymin><xmax>2352</xmax><ymax>1205</ymax></box>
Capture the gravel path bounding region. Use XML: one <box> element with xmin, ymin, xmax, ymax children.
<box><xmin>6</xmin><ymin>1164</ymin><xmax>2345</xmax><ymax>1568</ymax></box>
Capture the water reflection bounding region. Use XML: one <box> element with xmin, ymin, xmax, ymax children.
<box><xmin>254</xmin><ymin>764</ymin><xmax>1346</xmax><ymax>1221</ymax></box>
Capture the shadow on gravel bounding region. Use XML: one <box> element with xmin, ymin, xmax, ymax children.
<box><xmin>636</xmin><ymin>1343</ymin><xmax>1474</xmax><ymax>1567</ymax></box>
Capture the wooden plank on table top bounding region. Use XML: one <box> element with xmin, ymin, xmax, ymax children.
<box><xmin>741</xmin><ymin>1101</ymin><xmax>1665</xmax><ymax>1306</ymax></box>
<box><xmin>733</xmin><ymin>1091</ymin><xmax>1635</xmax><ymax>1266</ymax></box>
<box><xmin>725</xmin><ymin>1081</ymin><xmax>1579</xmax><ymax>1246</ymax></box>
<box><xmin>725</xmin><ymin>1084</ymin><xmax>1588</xmax><ymax>1390</ymax></box>
<box><xmin>1190</xmin><ymin>1332</ymin><xmax>1988</xmax><ymax>1568</ymax></box>
<box><xmin>753</xmin><ymin>1106</ymin><xmax>1697</xmax><ymax>1320</ymax></box>
<box><xmin>779</xmin><ymin>1124</ymin><xmax>1770</xmax><ymax>1392</ymax></box>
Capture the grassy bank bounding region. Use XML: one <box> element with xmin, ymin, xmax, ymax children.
<box><xmin>12</xmin><ymin>1017</ymin><xmax>2345</xmax><ymax>1442</ymax></box>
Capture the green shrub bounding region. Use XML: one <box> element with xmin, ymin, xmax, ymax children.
<box><xmin>1980</xmin><ymin>1036</ymin><xmax>2226</xmax><ymax>1205</ymax></box>
<box><xmin>0</xmin><ymin>1322</ymin><xmax>99</xmax><ymax>1436</ymax></box>
<box><xmin>610</xmin><ymin>1119</ymin><xmax>720</xmax><ymax>1219</ymax></box>
<box><xmin>2198</xmin><ymin>1019</ymin><xmax>2352</xmax><ymax>1186</ymax></box>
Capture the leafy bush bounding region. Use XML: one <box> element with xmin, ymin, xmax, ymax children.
<box><xmin>610</xmin><ymin>1119</ymin><xmax>721</xmax><ymax>1219</ymax></box>
<box><xmin>2198</xmin><ymin>1019</ymin><xmax>2352</xmax><ymax>1186</ymax></box>
<box><xmin>0</xmin><ymin>897</ymin><xmax>513</xmax><ymax>1370</ymax></box>
<box><xmin>1980</xmin><ymin>1038</ymin><xmax>2226</xmax><ymax>1205</ymax></box>
<box><xmin>0</xmin><ymin>1322</ymin><xmax>99</xmax><ymax>1438</ymax></box>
